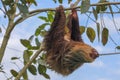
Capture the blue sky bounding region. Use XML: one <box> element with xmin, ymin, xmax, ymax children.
<box><xmin>0</xmin><ymin>0</ymin><xmax>120</xmax><ymax>80</ymax></box>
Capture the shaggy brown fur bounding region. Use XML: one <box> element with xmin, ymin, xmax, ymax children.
<box><xmin>44</xmin><ymin>5</ymin><xmax>99</xmax><ymax>75</ymax></box>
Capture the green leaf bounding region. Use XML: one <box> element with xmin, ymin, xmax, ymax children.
<box><xmin>20</xmin><ymin>0</ymin><xmax>27</xmax><ymax>5</ymax></box>
<box><xmin>23</xmin><ymin>50</ymin><xmax>33</xmax><ymax>64</ymax></box>
<box><xmin>28</xmin><ymin>65</ymin><xmax>37</xmax><ymax>75</ymax></box>
<box><xmin>96</xmin><ymin>1</ymin><xmax>108</xmax><ymax>13</ymax></box>
<box><xmin>38</xmin><ymin>16</ymin><xmax>49</xmax><ymax>22</ymax></box>
<box><xmin>23</xmin><ymin>51</ymin><xmax>30</xmax><ymax>64</ymax></box>
<box><xmin>93</xmin><ymin>7</ymin><xmax>98</xmax><ymax>20</ymax></box>
<box><xmin>40</xmin><ymin>30</ymin><xmax>47</xmax><ymax>37</ymax></box>
<box><xmin>29</xmin><ymin>35</ymin><xmax>34</xmax><ymax>42</ymax></box>
<box><xmin>52</xmin><ymin>0</ymin><xmax>57</xmax><ymax>3</ymax></box>
<box><xmin>3</xmin><ymin>0</ymin><xmax>14</xmax><ymax>5</ymax></box>
<box><xmin>38</xmin><ymin>64</ymin><xmax>46</xmax><ymax>74</ymax></box>
<box><xmin>68</xmin><ymin>0</ymin><xmax>72</xmax><ymax>4</ymax></box>
<box><xmin>109</xmin><ymin>5</ymin><xmax>113</xmax><ymax>17</ymax></box>
<box><xmin>35</xmin><ymin>23</ymin><xmax>49</xmax><ymax>36</ymax></box>
<box><xmin>35</xmin><ymin>28</ymin><xmax>41</xmax><ymax>36</ymax></box>
<box><xmin>10</xmin><ymin>69</ymin><xmax>18</xmax><ymax>77</ymax></box>
<box><xmin>81</xmin><ymin>0</ymin><xmax>90</xmax><ymax>13</ymax></box>
<box><xmin>42</xmin><ymin>73</ymin><xmax>50</xmax><ymax>79</ymax></box>
<box><xmin>20</xmin><ymin>39</ymin><xmax>31</xmax><ymax>48</ymax></box>
<box><xmin>116</xmin><ymin>46</ymin><xmax>120</xmax><ymax>50</ymax></box>
<box><xmin>22</xmin><ymin>71</ymin><xmax>28</xmax><ymax>80</ymax></box>
<box><xmin>0</xmin><ymin>27</ymin><xmax>2</xmax><ymax>33</ymax></box>
<box><xmin>47</xmin><ymin>12</ymin><xmax>54</xmax><ymax>23</ymax></box>
<box><xmin>35</xmin><ymin>38</ymin><xmax>40</xmax><ymax>47</ymax></box>
<box><xmin>101</xmin><ymin>6</ymin><xmax>107</xmax><ymax>11</ymax></box>
<box><xmin>11</xmin><ymin>57</ymin><xmax>20</xmax><ymax>60</ymax></box>
<box><xmin>32</xmin><ymin>0</ymin><xmax>37</xmax><ymax>6</ymax></box>
<box><xmin>80</xmin><ymin>26</ymin><xmax>86</xmax><ymax>35</ymax></box>
<box><xmin>86</xmin><ymin>27</ymin><xmax>96</xmax><ymax>42</ymax></box>
<box><xmin>26</xmin><ymin>0</ymin><xmax>37</xmax><ymax>5</ymax></box>
<box><xmin>96</xmin><ymin>23</ymin><xmax>100</xmax><ymax>42</ymax></box>
<box><xmin>102</xmin><ymin>28</ymin><xmax>109</xmax><ymax>45</ymax></box>
<box><xmin>41</xmin><ymin>54</ymin><xmax>46</xmax><ymax>60</ymax></box>
<box><xmin>58</xmin><ymin>0</ymin><xmax>63</xmax><ymax>4</ymax></box>
<box><xmin>31</xmin><ymin>46</ymin><xmax>39</xmax><ymax>50</ymax></box>
<box><xmin>17</xmin><ymin>3</ymin><xmax>29</xmax><ymax>17</ymax></box>
<box><xmin>96</xmin><ymin>6</ymin><xmax>100</xmax><ymax>13</ymax></box>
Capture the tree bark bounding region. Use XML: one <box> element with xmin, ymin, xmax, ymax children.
<box><xmin>0</xmin><ymin>20</ymin><xmax>14</xmax><ymax>63</ymax></box>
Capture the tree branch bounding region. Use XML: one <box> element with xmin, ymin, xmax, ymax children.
<box><xmin>99</xmin><ymin>52</ymin><xmax>120</xmax><ymax>56</ymax></box>
<box><xmin>14</xmin><ymin>1</ymin><xmax>120</xmax><ymax>26</ymax></box>
<box><xmin>0</xmin><ymin>0</ymin><xmax>18</xmax><ymax>63</ymax></box>
<box><xmin>15</xmin><ymin>47</ymin><xmax>44</xmax><ymax>80</ymax></box>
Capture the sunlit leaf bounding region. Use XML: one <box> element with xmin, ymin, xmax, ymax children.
<box><xmin>23</xmin><ymin>50</ymin><xmax>33</xmax><ymax>64</ymax></box>
<box><xmin>40</xmin><ymin>54</ymin><xmax>46</xmax><ymax>60</ymax></box>
<box><xmin>17</xmin><ymin>3</ymin><xmax>29</xmax><ymax>17</ymax></box>
<box><xmin>22</xmin><ymin>71</ymin><xmax>28</xmax><ymax>80</ymax></box>
<box><xmin>35</xmin><ymin>28</ymin><xmax>41</xmax><ymax>36</ymax></box>
<box><xmin>35</xmin><ymin>38</ymin><xmax>40</xmax><ymax>47</ymax></box>
<box><xmin>38</xmin><ymin>64</ymin><xmax>46</xmax><ymax>74</ymax></box>
<box><xmin>47</xmin><ymin>12</ymin><xmax>54</xmax><ymax>22</ymax></box>
<box><xmin>86</xmin><ymin>27</ymin><xmax>96</xmax><ymax>42</ymax></box>
<box><xmin>10</xmin><ymin>69</ymin><xmax>18</xmax><ymax>77</ymax></box>
<box><xmin>3</xmin><ymin>0</ymin><xmax>14</xmax><ymax>5</ymax></box>
<box><xmin>80</xmin><ymin>26</ymin><xmax>86</xmax><ymax>35</ymax></box>
<box><xmin>38</xmin><ymin>16</ymin><xmax>49</xmax><ymax>22</ymax></box>
<box><xmin>116</xmin><ymin>46</ymin><xmax>120</xmax><ymax>50</ymax></box>
<box><xmin>102</xmin><ymin>28</ymin><xmax>109</xmax><ymax>45</ymax></box>
<box><xmin>58</xmin><ymin>0</ymin><xmax>63</xmax><ymax>4</ymax></box>
<box><xmin>43</xmin><ymin>73</ymin><xmax>50</xmax><ymax>79</ymax></box>
<box><xmin>28</xmin><ymin>65</ymin><xmax>37</xmax><ymax>75</ymax></box>
<box><xmin>96</xmin><ymin>1</ymin><xmax>108</xmax><ymax>13</ymax></box>
<box><xmin>20</xmin><ymin>0</ymin><xmax>26</xmax><ymax>4</ymax></box>
<box><xmin>20</xmin><ymin>39</ymin><xmax>31</xmax><ymax>48</ymax></box>
<box><xmin>31</xmin><ymin>46</ymin><xmax>39</xmax><ymax>50</ymax></box>
<box><xmin>68</xmin><ymin>0</ymin><xmax>72</xmax><ymax>4</ymax></box>
<box><xmin>23</xmin><ymin>51</ymin><xmax>30</xmax><ymax>64</ymax></box>
<box><xmin>40</xmin><ymin>30</ymin><xmax>47</xmax><ymax>37</ymax></box>
<box><xmin>35</xmin><ymin>23</ymin><xmax>49</xmax><ymax>36</ymax></box>
<box><xmin>81</xmin><ymin>0</ymin><xmax>90</xmax><ymax>13</ymax></box>
<box><xmin>38</xmin><ymin>54</ymin><xmax>47</xmax><ymax>65</ymax></box>
<box><xmin>11</xmin><ymin>57</ymin><xmax>20</xmax><ymax>60</ymax></box>
<box><xmin>101</xmin><ymin>6</ymin><xmax>107</xmax><ymax>11</ymax></box>
<box><xmin>97</xmin><ymin>23</ymin><xmax>100</xmax><ymax>41</ymax></box>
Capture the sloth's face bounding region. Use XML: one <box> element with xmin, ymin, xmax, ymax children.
<box><xmin>69</xmin><ymin>42</ymin><xmax>99</xmax><ymax>63</ymax></box>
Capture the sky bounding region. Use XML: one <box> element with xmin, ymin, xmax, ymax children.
<box><xmin>0</xmin><ymin>0</ymin><xmax>120</xmax><ymax>80</ymax></box>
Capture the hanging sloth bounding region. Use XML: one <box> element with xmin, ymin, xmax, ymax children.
<box><xmin>44</xmin><ymin>5</ymin><xmax>99</xmax><ymax>76</ymax></box>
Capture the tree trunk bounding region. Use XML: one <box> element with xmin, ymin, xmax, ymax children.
<box><xmin>0</xmin><ymin>20</ymin><xmax>14</xmax><ymax>63</ymax></box>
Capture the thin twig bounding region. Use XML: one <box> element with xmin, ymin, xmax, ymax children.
<box><xmin>99</xmin><ymin>52</ymin><xmax>120</xmax><ymax>56</ymax></box>
<box><xmin>14</xmin><ymin>2</ymin><xmax>120</xmax><ymax>26</ymax></box>
<box><xmin>0</xmin><ymin>8</ymin><xmax>6</xmax><ymax>15</ymax></box>
<box><xmin>85</xmin><ymin>13</ymin><xmax>97</xmax><ymax>23</ymax></box>
<box><xmin>86</xmin><ymin>11</ymin><xmax>120</xmax><ymax>14</ymax></box>
<box><xmin>15</xmin><ymin>47</ymin><xmax>43</xmax><ymax>80</ymax></box>
<box><xmin>1</xmin><ymin>0</ymin><xmax>7</xmax><ymax>13</ymax></box>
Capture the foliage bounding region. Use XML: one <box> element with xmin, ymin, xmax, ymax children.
<box><xmin>0</xmin><ymin>0</ymin><xmax>120</xmax><ymax>80</ymax></box>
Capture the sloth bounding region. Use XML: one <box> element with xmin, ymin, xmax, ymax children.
<box><xmin>44</xmin><ymin>5</ymin><xmax>99</xmax><ymax>76</ymax></box>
